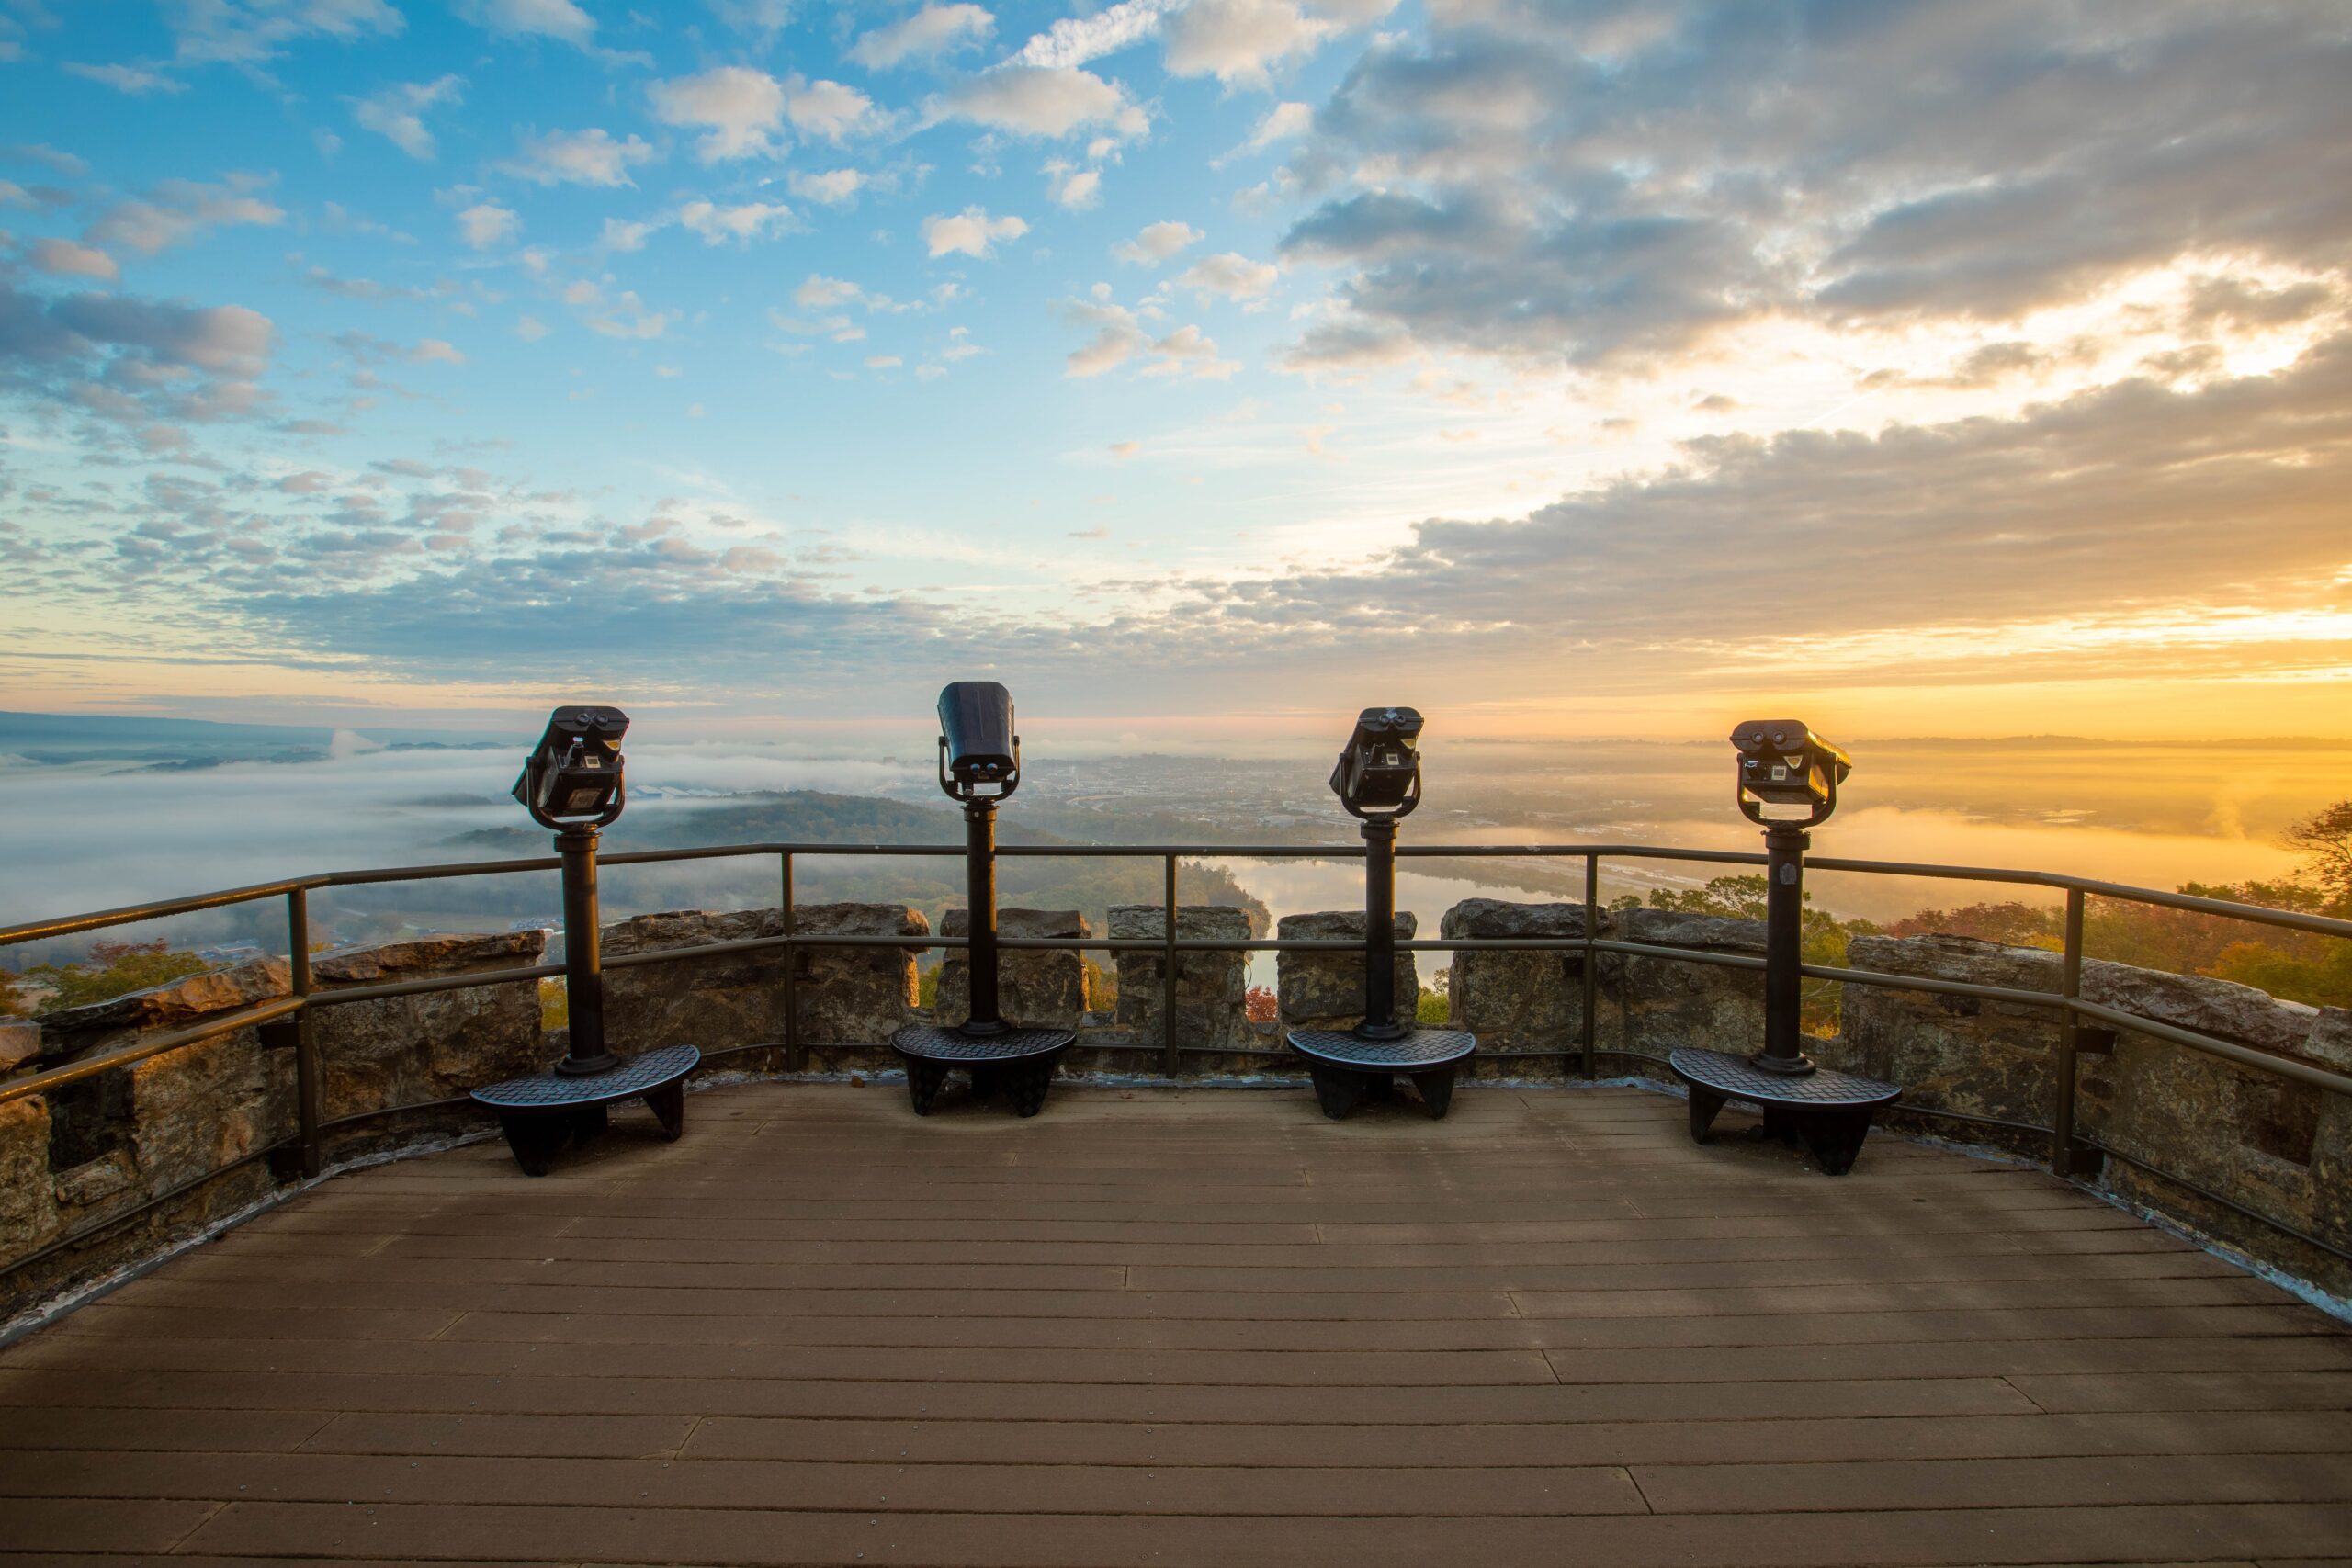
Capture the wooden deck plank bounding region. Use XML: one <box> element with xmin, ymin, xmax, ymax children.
<box><xmin>170</xmin><ymin>1498</ymin><xmax>2352</xmax><ymax>1566</ymax></box>
<box><xmin>0</xmin><ymin>1080</ymin><xmax>2343</xmax><ymax>1568</ymax></box>
<box><xmin>175</xmin><ymin>1301</ymin><xmax>2314</xmax><ymax>1352</ymax></box>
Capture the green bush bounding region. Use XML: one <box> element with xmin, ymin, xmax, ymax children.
<box><xmin>25</xmin><ymin>940</ymin><xmax>209</xmax><ymax>1011</ymax></box>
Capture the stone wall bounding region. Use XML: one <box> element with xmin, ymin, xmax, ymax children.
<box><xmin>938</xmin><ymin>908</ymin><xmax>1090</xmax><ymax>1031</ymax></box>
<box><xmin>1442</xmin><ymin>900</ymin><xmax>1600</xmax><ymax>1077</ymax></box>
<box><xmin>1110</xmin><ymin>904</ymin><xmax>1252</xmax><ymax>1062</ymax></box>
<box><xmin>9</xmin><ymin>898</ymin><xmax>2349</xmax><ymax>1319</ymax></box>
<box><xmin>602</xmin><ymin>902</ymin><xmax>925</xmax><ymax>1073</ymax></box>
<box><xmin>309</xmin><ymin>932</ymin><xmax>550</xmax><ymax>1158</ymax></box>
<box><xmin>1838</xmin><ymin>933</ymin><xmax>2349</xmax><ymax>1299</ymax></box>
<box><xmin>4</xmin><ymin>934</ymin><xmax>548</xmax><ymax>1322</ymax></box>
<box><xmin>1276</xmin><ymin>911</ymin><xmax>1416</xmax><ymax>1035</ymax></box>
<box><xmin>1605</xmin><ymin>908</ymin><xmax>1767</xmax><ymax>1080</ymax></box>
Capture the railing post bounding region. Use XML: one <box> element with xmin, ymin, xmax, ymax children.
<box><xmin>1159</xmin><ymin>853</ymin><xmax>1181</xmax><ymax>1078</ymax></box>
<box><xmin>287</xmin><ymin>887</ymin><xmax>322</xmax><ymax>1179</ymax></box>
<box><xmin>2054</xmin><ymin>887</ymin><xmax>2086</xmax><ymax>1178</ymax></box>
<box><xmin>1581</xmin><ymin>853</ymin><xmax>1600</xmax><ymax>1080</ymax></box>
<box><xmin>780</xmin><ymin>852</ymin><xmax>801</xmax><ymax>1074</ymax></box>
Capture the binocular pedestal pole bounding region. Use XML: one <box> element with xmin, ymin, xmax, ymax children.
<box><xmin>1357</xmin><ymin>818</ymin><xmax>1405</xmax><ymax>1043</ymax></box>
<box><xmin>888</xmin><ymin>795</ymin><xmax>1073</xmax><ymax>1116</ymax></box>
<box><xmin>1283</xmin><ymin>816</ymin><xmax>1476</xmax><ymax>1122</ymax></box>
<box><xmin>1669</xmin><ymin>820</ymin><xmax>1899</xmax><ymax>1174</ymax></box>
<box><xmin>469</xmin><ymin>822</ymin><xmax>698</xmax><ymax>1174</ymax></box>
<box><xmin>962</xmin><ymin>801</ymin><xmax>1004</xmax><ymax>1037</ymax></box>
<box><xmin>1755</xmin><ymin>824</ymin><xmax>1814</xmax><ymax>1077</ymax></box>
<box><xmin>555</xmin><ymin>827</ymin><xmax>619</xmax><ymax>1076</ymax></box>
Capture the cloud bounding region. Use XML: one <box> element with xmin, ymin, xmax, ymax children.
<box><xmin>1045</xmin><ymin>159</ymin><xmax>1102</xmax><ymax>209</ymax></box>
<box><xmin>164</xmin><ymin>0</ymin><xmax>401</xmax><ymax>67</ymax></box>
<box><xmin>410</xmin><ymin>338</ymin><xmax>464</xmax><ymax>365</ymax></box>
<box><xmin>455</xmin><ymin>202</ymin><xmax>520</xmax><ymax>250</ymax></box>
<box><xmin>787</xmin><ymin>168</ymin><xmax>865</xmax><ymax>206</ymax></box>
<box><xmin>1142</xmin><ymin>322</ymin><xmax>1239</xmax><ymax>378</ymax></box>
<box><xmin>1113</xmin><ymin>220</ymin><xmax>1203</xmax><ymax>265</ymax></box>
<box><xmin>28</xmin><ymin>238</ymin><xmax>119</xmax><ymax>281</ymax></box>
<box><xmin>84</xmin><ymin>177</ymin><xmax>285</xmax><ymax>256</ymax></box>
<box><xmin>1176</xmin><ymin>251</ymin><xmax>1278</xmax><ymax>300</ymax></box>
<box><xmin>678</xmin><ymin>199</ymin><xmax>795</xmax><ymax>245</ymax></box>
<box><xmin>788</xmin><ymin>77</ymin><xmax>886</xmax><ymax>143</ymax></box>
<box><xmin>1233</xmin><ymin>98</ymin><xmax>1310</xmax><ymax>156</ymax></box>
<box><xmin>849</xmin><ymin>3</ymin><xmax>994</xmax><ymax>69</ymax></box>
<box><xmin>922</xmin><ymin>206</ymin><xmax>1028</xmax><ymax>258</ymax></box>
<box><xmin>352</xmin><ymin>76</ymin><xmax>464</xmax><ymax>160</ymax></box>
<box><xmin>1058</xmin><ymin>296</ymin><xmax>1234</xmax><ymax>379</ymax></box>
<box><xmin>1158</xmin><ymin>330</ymin><xmax>2352</xmax><ymax>695</ymax></box>
<box><xmin>1272</xmin><ymin>2</ymin><xmax>2352</xmax><ymax>372</ymax></box>
<box><xmin>650</xmin><ymin>66</ymin><xmax>786</xmax><ymax>162</ymax></box>
<box><xmin>1164</xmin><ymin>0</ymin><xmax>1336</xmax><ymax>86</ymax></box>
<box><xmin>514</xmin><ymin>314</ymin><xmax>548</xmax><ymax>341</ymax></box>
<box><xmin>454</xmin><ymin>0</ymin><xmax>596</xmax><ymax>46</ymax></box>
<box><xmin>504</xmin><ymin>127</ymin><xmax>655</xmax><ymax>187</ymax></box>
<box><xmin>63</xmin><ymin>62</ymin><xmax>187</xmax><ymax>95</ymax></box>
<box><xmin>1010</xmin><ymin>0</ymin><xmax>1182</xmax><ymax>70</ymax></box>
<box><xmin>575</xmin><ymin>287</ymin><xmax>668</xmax><ymax>339</ymax></box>
<box><xmin>2</xmin><ymin>144</ymin><xmax>87</xmax><ymax>177</ymax></box>
<box><xmin>600</xmin><ymin>217</ymin><xmax>657</xmax><ymax>252</ymax></box>
<box><xmin>940</xmin><ymin>66</ymin><xmax>1148</xmax><ymax>141</ymax></box>
<box><xmin>1</xmin><ymin>283</ymin><xmax>274</xmax><ymax>378</ymax></box>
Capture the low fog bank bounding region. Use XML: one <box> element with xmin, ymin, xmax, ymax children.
<box><xmin>0</xmin><ymin>743</ymin><xmax>938</xmax><ymax>949</ymax></box>
<box><xmin>5</xmin><ymin>733</ymin><xmax>2343</xmax><ymax>971</ymax></box>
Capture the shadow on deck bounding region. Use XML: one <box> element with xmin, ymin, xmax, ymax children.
<box><xmin>2</xmin><ymin>1081</ymin><xmax>2347</xmax><ymax>1566</ymax></box>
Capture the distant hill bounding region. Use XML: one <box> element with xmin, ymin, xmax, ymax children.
<box><xmin>0</xmin><ymin>711</ymin><xmax>507</xmax><ymax>767</ymax></box>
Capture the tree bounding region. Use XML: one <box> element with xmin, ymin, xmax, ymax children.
<box><xmin>1885</xmin><ymin>902</ymin><xmax>2063</xmax><ymax>949</ymax></box>
<box><xmin>2280</xmin><ymin>801</ymin><xmax>2352</xmax><ymax>913</ymax></box>
<box><xmin>0</xmin><ymin>969</ymin><xmax>24</xmax><ymax>1017</ymax></box>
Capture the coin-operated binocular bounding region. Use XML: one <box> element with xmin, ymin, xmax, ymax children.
<box><xmin>472</xmin><ymin>704</ymin><xmax>696</xmax><ymax>1174</ymax></box>
<box><xmin>1668</xmin><ymin>719</ymin><xmax>1897</xmax><ymax>1174</ymax></box>
<box><xmin>1329</xmin><ymin>705</ymin><xmax>1423</xmax><ymax>819</ymax></box>
<box><xmin>938</xmin><ymin>680</ymin><xmax>1020</xmax><ymax>800</ymax></box>
<box><xmin>890</xmin><ymin>681</ymin><xmax>1073</xmax><ymax>1117</ymax></box>
<box><xmin>1732</xmin><ymin>719</ymin><xmax>1851</xmax><ymax>829</ymax></box>
<box><xmin>1285</xmin><ymin>705</ymin><xmax>1475</xmax><ymax>1121</ymax></box>
<box><xmin>512</xmin><ymin>706</ymin><xmax>629</xmax><ymax>829</ymax></box>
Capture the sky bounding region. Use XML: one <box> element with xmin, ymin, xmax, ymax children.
<box><xmin>1</xmin><ymin>0</ymin><xmax>2348</xmax><ymax>745</ymax></box>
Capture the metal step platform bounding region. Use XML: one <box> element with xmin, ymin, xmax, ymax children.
<box><xmin>1286</xmin><ymin>1027</ymin><xmax>1477</xmax><ymax>1121</ymax></box>
<box><xmin>889</xmin><ymin>1024</ymin><xmax>1075</xmax><ymax>1117</ymax></box>
<box><xmin>469</xmin><ymin>1043</ymin><xmax>700</xmax><ymax>1176</ymax></box>
<box><xmin>1669</xmin><ymin>1046</ymin><xmax>1900</xmax><ymax>1175</ymax></box>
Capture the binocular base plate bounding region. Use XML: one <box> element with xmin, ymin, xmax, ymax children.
<box><xmin>1669</xmin><ymin>1047</ymin><xmax>1899</xmax><ymax>1177</ymax></box>
<box><xmin>470</xmin><ymin>1043</ymin><xmax>700</xmax><ymax>1177</ymax></box>
<box><xmin>1286</xmin><ymin>1027</ymin><xmax>1477</xmax><ymax>1071</ymax></box>
<box><xmin>889</xmin><ymin>1025</ymin><xmax>1076</xmax><ymax>1118</ymax></box>
<box><xmin>1287</xmin><ymin>1029</ymin><xmax>1476</xmax><ymax>1122</ymax></box>
<box><xmin>889</xmin><ymin>1024</ymin><xmax>1075</xmax><ymax>1063</ymax></box>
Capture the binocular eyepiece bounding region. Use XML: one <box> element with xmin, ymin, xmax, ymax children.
<box><xmin>937</xmin><ymin>680</ymin><xmax>1021</xmax><ymax>803</ymax></box>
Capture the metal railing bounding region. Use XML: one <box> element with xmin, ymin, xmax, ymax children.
<box><xmin>5</xmin><ymin>838</ymin><xmax>2350</xmax><ymax>1280</ymax></box>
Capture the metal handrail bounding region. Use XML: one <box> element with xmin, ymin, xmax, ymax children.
<box><xmin>5</xmin><ymin>837</ymin><xmax>2348</xmax><ymax>1281</ymax></box>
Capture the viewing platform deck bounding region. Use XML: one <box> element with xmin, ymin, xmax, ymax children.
<box><xmin>2</xmin><ymin>1079</ymin><xmax>2347</xmax><ymax>1566</ymax></box>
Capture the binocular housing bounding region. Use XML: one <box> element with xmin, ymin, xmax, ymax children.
<box><xmin>1732</xmin><ymin>718</ymin><xmax>1852</xmax><ymax>826</ymax></box>
<box><xmin>937</xmin><ymin>680</ymin><xmax>1021</xmax><ymax>802</ymax></box>
<box><xmin>1329</xmin><ymin>705</ymin><xmax>1425</xmax><ymax>820</ymax></box>
<box><xmin>513</xmin><ymin>705</ymin><xmax>629</xmax><ymax>829</ymax></box>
